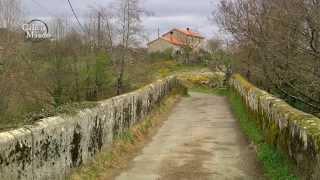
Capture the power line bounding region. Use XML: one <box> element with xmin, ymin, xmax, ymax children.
<box><xmin>66</xmin><ymin>0</ymin><xmax>86</xmax><ymax>32</ymax></box>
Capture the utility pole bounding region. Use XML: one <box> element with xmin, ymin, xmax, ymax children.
<box><xmin>97</xmin><ymin>12</ymin><xmax>102</xmax><ymax>49</ymax></box>
<box><xmin>157</xmin><ymin>26</ymin><xmax>160</xmax><ymax>39</ymax></box>
<box><xmin>94</xmin><ymin>12</ymin><xmax>102</xmax><ymax>99</ymax></box>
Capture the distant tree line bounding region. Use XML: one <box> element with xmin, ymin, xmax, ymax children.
<box><xmin>0</xmin><ymin>0</ymin><xmax>150</xmax><ymax>128</ymax></box>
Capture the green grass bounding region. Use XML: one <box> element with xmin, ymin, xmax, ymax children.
<box><xmin>190</xmin><ymin>86</ymin><xmax>228</xmax><ymax>96</ymax></box>
<box><xmin>228</xmin><ymin>90</ymin><xmax>298</xmax><ymax>180</ymax></box>
<box><xmin>193</xmin><ymin>86</ymin><xmax>298</xmax><ymax>180</ymax></box>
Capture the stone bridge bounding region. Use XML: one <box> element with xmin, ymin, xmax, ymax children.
<box><xmin>0</xmin><ymin>72</ymin><xmax>320</xmax><ymax>179</ymax></box>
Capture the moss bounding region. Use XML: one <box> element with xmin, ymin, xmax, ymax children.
<box><xmin>136</xmin><ymin>98</ymin><xmax>143</xmax><ymax>120</ymax></box>
<box><xmin>231</xmin><ymin>74</ymin><xmax>320</xmax><ymax>179</ymax></box>
<box><xmin>69</xmin><ymin>92</ymin><xmax>182</xmax><ymax>180</ymax></box>
<box><xmin>36</xmin><ymin>134</ymin><xmax>61</xmax><ymax>167</ymax></box>
<box><xmin>147</xmin><ymin>92</ymin><xmax>153</xmax><ymax>113</ymax></box>
<box><xmin>112</xmin><ymin>107</ymin><xmax>120</xmax><ymax>138</ymax></box>
<box><xmin>0</xmin><ymin>154</ymin><xmax>9</xmax><ymax>166</ymax></box>
<box><xmin>228</xmin><ymin>88</ymin><xmax>298</xmax><ymax>180</ymax></box>
<box><xmin>88</xmin><ymin>116</ymin><xmax>104</xmax><ymax>155</ymax></box>
<box><xmin>177</xmin><ymin>71</ymin><xmax>225</xmax><ymax>89</ymax></box>
<box><xmin>266</xmin><ymin>120</ymin><xmax>280</xmax><ymax>146</ymax></box>
<box><xmin>10</xmin><ymin>140</ymin><xmax>32</xmax><ymax>171</ymax></box>
<box><xmin>70</xmin><ymin>124</ymin><xmax>82</xmax><ymax>167</ymax></box>
<box><xmin>123</xmin><ymin>105</ymin><xmax>132</xmax><ymax>129</ymax></box>
<box><xmin>232</xmin><ymin>74</ymin><xmax>320</xmax><ymax>142</ymax></box>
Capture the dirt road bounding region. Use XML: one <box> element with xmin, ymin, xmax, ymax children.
<box><xmin>115</xmin><ymin>92</ymin><xmax>263</xmax><ymax>180</ymax></box>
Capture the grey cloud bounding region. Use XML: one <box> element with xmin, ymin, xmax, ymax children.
<box><xmin>22</xmin><ymin>0</ymin><xmax>220</xmax><ymax>39</ymax></box>
<box><xmin>144</xmin><ymin>0</ymin><xmax>217</xmax><ymax>17</ymax></box>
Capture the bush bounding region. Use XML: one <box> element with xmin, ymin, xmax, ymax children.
<box><xmin>147</xmin><ymin>48</ymin><xmax>174</xmax><ymax>61</ymax></box>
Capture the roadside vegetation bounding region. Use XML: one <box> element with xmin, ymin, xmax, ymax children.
<box><xmin>0</xmin><ymin>36</ymin><xmax>223</xmax><ymax>130</ymax></box>
<box><xmin>228</xmin><ymin>90</ymin><xmax>298</xmax><ymax>180</ymax></box>
<box><xmin>0</xmin><ymin>47</ymin><xmax>208</xmax><ymax>131</ymax></box>
<box><xmin>214</xmin><ymin>0</ymin><xmax>320</xmax><ymax>117</ymax></box>
<box><xmin>191</xmin><ymin>86</ymin><xmax>298</xmax><ymax>180</ymax></box>
<box><xmin>0</xmin><ymin>0</ymin><xmax>232</xmax><ymax>131</ymax></box>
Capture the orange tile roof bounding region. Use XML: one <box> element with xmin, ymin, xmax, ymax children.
<box><xmin>147</xmin><ymin>28</ymin><xmax>204</xmax><ymax>47</ymax></box>
<box><xmin>160</xmin><ymin>36</ymin><xmax>185</xmax><ymax>46</ymax></box>
<box><xmin>175</xmin><ymin>28</ymin><xmax>204</xmax><ymax>38</ymax></box>
<box><xmin>162</xmin><ymin>28</ymin><xmax>204</xmax><ymax>39</ymax></box>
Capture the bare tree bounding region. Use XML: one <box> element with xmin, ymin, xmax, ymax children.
<box><xmin>0</xmin><ymin>0</ymin><xmax>22</xmax><ymax>30</ymax></box>
<box><xmin>84</xmin><ymin>6</ymin><xmax>115</xmax><ymax>51</ymax></box>
<box><xmin>113</xmin><ymin>0</ymin><xmax>144</xmax><ymax>95</ymax></box>
<box><xmin>0</xmin><ymin>0</ymin><xmax>23</xmax><ymax>55</ymax></box>
<box><xmin>49</xmin><ymin>16</ymin><xmax>73</xmax><ymax>41</ymax></box>
<box><xmin>207</xmin><ymin>38</ymin><xmax>223</xmax><ymax>55</ymax></box>
<box><xmin>215</xmin><ymin>0</ymin><xmax>320</xmax><ymax>115</ymax></box>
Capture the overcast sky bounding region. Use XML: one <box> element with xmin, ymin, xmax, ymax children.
<box><xmin>22</xmin><ymin>0</ymin><xmax>221</xmax><ymax>40</ymax></box>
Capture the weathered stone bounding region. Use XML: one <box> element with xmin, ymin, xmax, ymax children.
<box><xmin>177</xmin><ymin>71</ymin><xmax>225</xmax><ymax>88</ymax></box>
<box><xmin>230</xmin><ymin>74</ymin><xmax>320</xmax><ymax>179</ymax></box>
<box><xmin>0</xmin><ymin>128</ymin><xmax>33</xmax><ymax>180</ymax></box>
<box><xmin>0</xmin><ymin>75</ymin><xmax>186</xmax><ymax>180</ymax></box>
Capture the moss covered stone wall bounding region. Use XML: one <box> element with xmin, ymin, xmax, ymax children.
<box><xmin>0</xmin><ymin>76</ymin><xmax>186</xmax><ymax>180</ymax></box>
<box><xmin>177</xmin><ymin>71</ymin><xmax>225</xmax><ymax>88</ymax></box>
<box><xmin>230</xmin><ymin>74</ymin><xmax>320</xmax><ymax>179</ymax></box>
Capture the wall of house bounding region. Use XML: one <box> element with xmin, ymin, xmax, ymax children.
<box><xmin>230</xmin><ymin>74</ymin><xmax>320</xmax><ymax>179</ymax></box>
<box><xmin>148</xmin><ymin>39</ymin><xmax>179</xmax><ymax>53</ymax></box>
<box><xmin>162</xmin><ymin>30</ymin><xmax>184</xmax><ymax>43</ymax></box>
<box><xmin>0</xmin><ymin>76</ymin><xmax>186</xmax><ymax>180</ymax></box>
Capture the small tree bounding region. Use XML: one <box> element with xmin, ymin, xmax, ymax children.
<box><xmin>215</xmin><ymin>0</ymin><xmax>320</xmax><ymax>114</ymax></box>
<box><xmin>178</xmin><ymin>33</ymin><xmax>203</xmax><ymax>64</ymax></box>
<box><xmin>0</xmin><ymin>0</ymin><xmax>22</xmax><ymax>30</ymax></box>
<box><xmin>180</xmin><ymin>45</ymin><xmax>193</xmax><ymax>64</ymax></box>
<box><xmin>113</xmin><ymin>0</ymin><xmax>144</xmax><ymax>95</ymax></box>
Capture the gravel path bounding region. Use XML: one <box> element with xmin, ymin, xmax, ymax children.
<box><xmin>114</xmin><ymin>92</ymin><xmax>264</xmax><ymax>180</ymax></box>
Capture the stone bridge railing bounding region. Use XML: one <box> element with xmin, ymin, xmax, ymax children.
<box><xmin>230</xmin><ymin>74</ymin><xmax>320</xmax><ymax>179</ymax></box>
<box><xmin>0</xmin><ymin>76</ymin><xmax>186</xmax><ymax>180</ymax></box>
<box><xmin>8</xmin><ymin>71</ymin><xmax>314</xmax><ymax>180</ymax></box>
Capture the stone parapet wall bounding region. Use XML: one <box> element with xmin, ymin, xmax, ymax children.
<box><xmin>0</xmin><ymin>76</ymin><xmax>185</xmax><ymax>180</ymax></box>
<box><xmin>177</xmin><ymin>71</ymin><xmax>225</xmax><ymax>88</ymax></box>
<box><xmin>230</xmin><ymin>74</ymin><xmax>320</xmax><ymax>179</ymax></box>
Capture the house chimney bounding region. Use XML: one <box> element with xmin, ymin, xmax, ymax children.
<box><xmin>170</xmin><ymin>31</ymin><xmax>173</xmax><ymax>41</ymax></box>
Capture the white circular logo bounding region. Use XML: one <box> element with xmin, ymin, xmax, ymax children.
<box><xmin>22</xmin><ymin>19</ymin><xmax>51</xmax><ymax>40</ymax></box>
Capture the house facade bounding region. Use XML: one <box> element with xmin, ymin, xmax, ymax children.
<box><xmin>148</xmin><ymin>28</ymin><xmax>205</xmax><ymax>53</ymax></box>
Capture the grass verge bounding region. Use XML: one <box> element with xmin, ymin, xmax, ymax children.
<box><xmin>228</xmin><ymin>90</ymin><xmax>298</xmax><ymax>180</ymax></box>
<box><xmin>190</xmin><ymin>86</ymin><xmax>228</xmax><ymax>96</ymax></box>
<box><xmin>69</xmin><ymin>93</ymin><xmax>182</xmax><ymax>180</ymax></box>
<box><xmin>191</xmin><ymin>86</ymin><xmax>298</xmax><ymax>180</ymax></box>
